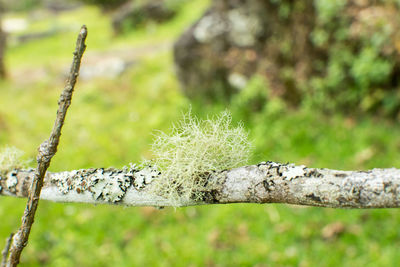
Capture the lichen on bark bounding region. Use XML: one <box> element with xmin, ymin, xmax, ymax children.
<box><xmin>0</xmin><ymin>146</ymin><xmax>28</xmax><ymax>173</ymax></box>
<box><xmin>149</xmin><ymin>111</ymin><xmax>252</xmax><ymax>206</ymax></box>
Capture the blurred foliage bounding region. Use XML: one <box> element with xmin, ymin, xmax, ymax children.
<box><xmin>307</xmin><ymin>0</ymin><xmax>400</xmax><ymax>117</ymax></box>
<box><xmin>267</xmin><ymin>0</ymin><xmax>400</xmax><ymax>117</ymax></box>
<box><xmin>173</xmin><ymin>0</ymin><xmax>400</xmax><ymax>118</ymax></box>
<box><xmin>1</xmin><ymin>1</ymin><xmax>400</xmax><ymax>266</ymax></box>
<box><xmin>75</xmin><ymin>0</ymin><xmax>129</xmax><ymax>11</ymax></box>
<box><xmin>0</xmin><ymin>0</ymin><xmax>42</xmax><ymax>11</ymax></box>
<box><xmin>110</xmin><ymin>0</ymin><xmax>190</xmax><ymax>35</ymax></box>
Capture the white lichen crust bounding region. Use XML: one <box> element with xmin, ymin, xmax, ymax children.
<box><xmin>6</xmin><ymin>171</ymin><xmax>18</xmax><ymax>191</ymax></box>
<box><xmin>133</xmin><ymin>165</ymin><xmax>160</xmax><ymax>189</ymax></box>
<box><xmin>49</xmin><ymin>164</ymin><xmax>159</xmax><ymax>203</ymax></box>
<box><xmin>279</xmin><ymin>164</ymin><xmax>307</xmax><ymax>181</ymax></box>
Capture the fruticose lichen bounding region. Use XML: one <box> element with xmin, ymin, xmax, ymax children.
<box><xmin>0</xmin><ymin>146</ymin><xmax>27</xmax><ymax>173</ymax></box>
<box><xmin>150</xmin><ymin>111</ymin><xmax>252</xmax><ymax>206</ymax></box>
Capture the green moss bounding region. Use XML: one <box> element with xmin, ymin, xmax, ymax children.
<box><xmin>307</xmin><ymin>0</ymin><xmax>400</xmax><ymax>116</ymax></box>
<box><xmin>150</xmin><ymin>111</ymin><xmax>251</xmax><ymax>205</ymax></box>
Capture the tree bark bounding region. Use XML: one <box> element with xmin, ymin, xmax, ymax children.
<box><xmin>1</xmin><ymin>161</ymin><xmax>400</xmax><ymax>208</ymax></box>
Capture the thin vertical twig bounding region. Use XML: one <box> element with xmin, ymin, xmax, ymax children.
<box><xmin>1</xmin><ymin>25</ymin><xmax>88</xmax><ymax>267</ymax></box>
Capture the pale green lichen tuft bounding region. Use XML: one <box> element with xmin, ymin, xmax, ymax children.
<box><xmin>150</xmin><ymin>111</ymin><xmax>252</xmax><ymax>206</ymax></box>
<box><xmin>0</xmin><ymin>146</ymin><xmax>27</xmax><ymax>173</ymax></box>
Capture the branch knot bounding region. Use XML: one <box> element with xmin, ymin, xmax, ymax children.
<box><xmin>37</xmin><ymin>140</ymin><xmax>51</xmax><ymax>163</ymax></box>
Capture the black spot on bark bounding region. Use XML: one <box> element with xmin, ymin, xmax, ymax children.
<box><xmin>305</xmin><ymin>169</ymin><xmax>322</xmax><ymax>178</ymax></box>
<box><xmin>201</xmin><ymin>189</ymin><xmax>220</xmax><ymax>203</ymax></box>
<box><xmin>351</xmin><ymin>186</ymin><xmax>362</xmax><ymax>203</ymax></box>
<box><xmin>306</xmin><ymin>193</ymin><xmax>321</xmax><ymax>202</ymax></box>
<box><xmin>384</xmin><ymin>182</ymin><xmax>393</xmax><ymax>193</ymax></box>
<box><xmin>263</xmin><ymin>179</ymin><xmax>275</xmax><ymax>192</ymax></box>
<box><xmin>337</xmin><ymin>196</ymin><xmax>347</xmax><ymax>204</ymax></box>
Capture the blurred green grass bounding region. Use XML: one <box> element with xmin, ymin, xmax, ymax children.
<box><xmin>1</xmin><ymin>2</ymin><xmax>400</xmax><ymax>266</ymax></box>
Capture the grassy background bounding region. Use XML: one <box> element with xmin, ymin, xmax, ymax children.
<box><xmin>1</xmin><ymin>2</ymin><xmax>400</xmax><ymax>266</ymax></box>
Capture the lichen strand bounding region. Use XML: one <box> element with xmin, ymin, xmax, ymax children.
<box><xmin>0</xmin><ymin>146</ymin><xmax>28</xmax><ymax>173</ymax></box>
<box><xmin>150</xmin><ymin>111</ymin><xmax>251</xmax><ymax>206</ymax></box>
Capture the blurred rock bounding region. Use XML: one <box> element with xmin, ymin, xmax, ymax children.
<box><xmin>77</xmin><ymin>43</ymin><xmax>170</xmax><ymax>80</ymax></box>
<box><xmin>77</xmin><ymin>0</ymin><xmax>129</xmax><ymax>12</ymax></box>
<box><xmin>11</xmin><ymin>67</ymin><xmax>49</xmax><ymax>84</ymax></box>
<box><xmin>16</xmin><ymin>30</ymin><xmax>57</xmax><ymax>44</ymax></box>
<box><xmin>2</xmin><ymin>18</ymin><xmax>28</xmax><ymax>33</ymax></box>
<box><xmin>0</xmin><ymin>10</ymin><xmax>6</xmax><ymax>78</ymax></box>
<box><xmin>42</xmin><ymin>0</ymin><xmax>82</xmax><ymax>13</ymax></box>
<box><xmin>174</xmin><ymin>0</ymin><xmax>400</xmax><ymax>116</ymax></box>
<box><xmin>80</xmin><ymin>56</ymin><xmax>130</xmax><ymax>80</ymax></box>
<box><xmin>112</xmin><ymin>0</ymin><xmax>176</xmax><ymax>35</ymax></box>
<box><xmin>174</xmin><ymin>0</ymin><xmax>311</xmax><ymax>102</ymax></box>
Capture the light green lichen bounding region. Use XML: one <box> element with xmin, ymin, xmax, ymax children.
<box><xmin>150</xmin><ymin>111</ymin><xmax>252</xmax><ymax>206</ymax></box>
<box><xmin>0</xmin><ymin>146</ymin><xmax>27</xmax><ymax>173</ymax></box>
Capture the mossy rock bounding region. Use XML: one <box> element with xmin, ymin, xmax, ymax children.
<box><xmin>174</xmin><ymin>0</ymin><xmax>400</xmax><ymax>117</ymax></box>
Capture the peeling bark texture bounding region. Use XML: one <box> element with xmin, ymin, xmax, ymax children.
<box><xmin>2</xmin><ymin>26</ymin><xmax>87</xmax><ymax>267</ymax></box>
<box><xmin>1</xmin><ymin>162</ymin><xmax>400</xmax><ymax>209</ymax></box>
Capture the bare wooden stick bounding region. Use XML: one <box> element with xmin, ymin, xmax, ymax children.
<box><xmin>1</xmin><ymin>162</ymin><xmax>400</xmax><ymax>209</ymax></box>
<box><xmin>2</xmin><ymin>25</ymin><xmax>87</xmax><ymax>267</ymax></box>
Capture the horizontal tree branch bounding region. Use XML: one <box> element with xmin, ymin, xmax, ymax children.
<box><xmin>1</xmin><ymin>162</ymin><xmax>400</xmax><ymax>208</ymax></box>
